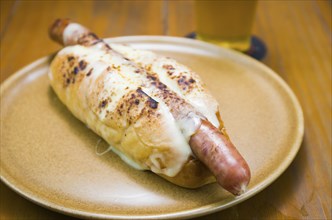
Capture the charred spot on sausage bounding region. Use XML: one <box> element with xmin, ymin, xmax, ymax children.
<box><xmin>91</xmin><ymin>39</ymin><xmax>103</xmax><ymax>45</ymax></box>
<box><xmin>77</xmin><ymin>32</ymin><xmax>99</xmax><ymax>46</ymax></box>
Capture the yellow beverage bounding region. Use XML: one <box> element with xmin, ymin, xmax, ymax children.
<box><xmin>195</xmin><ymin>0</ymin><xmax>257</xmax><ymax>51</ymax></box>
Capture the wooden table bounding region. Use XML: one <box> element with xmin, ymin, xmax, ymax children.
<box><xmin>1</xmin><ymin>1</ymin><xmax>331</xmax><ymax>219</ymax></box>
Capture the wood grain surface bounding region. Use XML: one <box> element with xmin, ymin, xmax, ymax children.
<box><xmin>1</xmin><ymin>0</ymin><xmax>331</xmax><ymax>219</ymax></box>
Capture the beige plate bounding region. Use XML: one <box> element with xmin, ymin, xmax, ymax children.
<box><xmin>0</xmin><ymin>36</ymin><xmax>304</xmax><ymax>219</ymax></box>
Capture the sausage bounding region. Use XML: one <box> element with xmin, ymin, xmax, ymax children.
<box><xmin>49</xmin><ymin>18</ymin><xmax>99</xmax><ymax>47</ymax></box>
<box><xmin>190</xmin><ymin>120</ymin><xmax>250</xmax><ymax>195</ymax></box>
<box><xmin>49</xmin><ymin>19</ymin><xmax>251</xmax><ymax>195</ymax></box>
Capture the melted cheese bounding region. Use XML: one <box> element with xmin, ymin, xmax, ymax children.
<box><xmin>136</xmin><ymin>100</ymin><xmax>193</xmax><ymax>177</ymax></box>
<box><xmin>110</xmin><ymin>43</ymin><xmax>220</xmax><ymax>128</ymax></box>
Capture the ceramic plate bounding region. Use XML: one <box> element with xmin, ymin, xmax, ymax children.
<box><xmin>0</xmin><ymin>36</ymin><xmax>304</xmax><ymax>219</ymax></box>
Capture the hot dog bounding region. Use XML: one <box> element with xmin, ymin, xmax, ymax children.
<box><xmin>48</xmin><ymin>19</ymin><xmax>250</xmax><ymax>195</ymax></box>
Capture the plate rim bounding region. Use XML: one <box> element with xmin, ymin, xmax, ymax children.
<box><xmin>0</xmin><ymin>35</ymin><xmax>304</xmax><ymax>219</ymax></box>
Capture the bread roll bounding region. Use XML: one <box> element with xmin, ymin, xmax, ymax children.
<box><xmin>49</xmin><ymin>19</ymin><xmax>250</xmax><ymax>195</ymax></box>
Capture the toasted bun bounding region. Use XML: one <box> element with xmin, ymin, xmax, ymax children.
<box><xmin>49</xmin><ymin>45</ymin><xmax>220</xmax><ymax>188</ymax></box>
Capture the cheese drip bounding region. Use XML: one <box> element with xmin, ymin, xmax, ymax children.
<box><xmin>109</xmin><ymin>43</ymin><xmax>220</xmax><ymax>129</ymax></box>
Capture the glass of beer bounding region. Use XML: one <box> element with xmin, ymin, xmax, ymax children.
<box><xmin>195</xmin><ymin>0</ymin><xmax>258</xmax><ymax>52</ymax></box>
